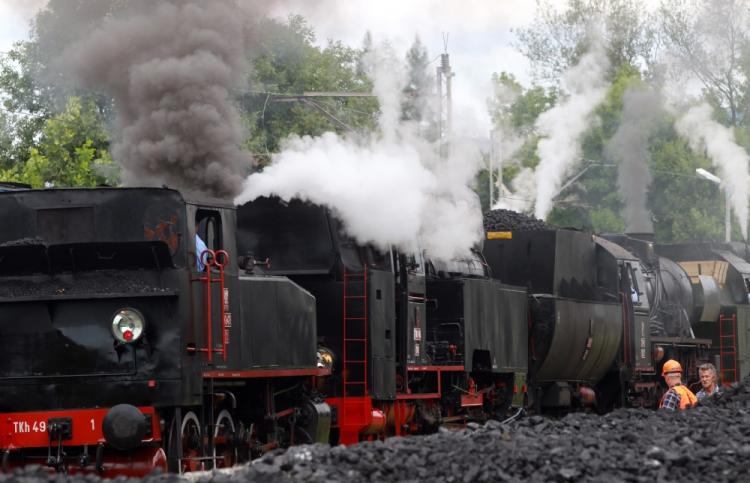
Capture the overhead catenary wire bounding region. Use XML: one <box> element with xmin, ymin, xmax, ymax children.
<box><xmin>0</xmin><ymin>106</ymin><xmax>41</xmax><ymax>117</ymax></box>
<box><xmin>497</xmin><ymin>160</ymin><xmax>728</xmax><ymax>209</ymax></box>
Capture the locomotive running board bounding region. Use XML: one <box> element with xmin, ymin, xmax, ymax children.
<box><xmin>202</xmin><ymin>368</ymin><xmax>331</xmax><ymax>378</ymax></box>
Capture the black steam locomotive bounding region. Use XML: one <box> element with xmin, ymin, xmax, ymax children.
<box><xmin>0</xmin><ymin>187</ymin><xmax>747</xmax><ymax>475</ymax></box>
<box><xmin>0</xmin><ymin>188</ymin><xmax>329</xmax><ymax>475</ymax></box>
<box><xmin>238</xmin><ymin>198</ymin><xmax>528</xmax><ymax>444</ymax></box>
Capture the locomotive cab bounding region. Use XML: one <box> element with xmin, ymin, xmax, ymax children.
<box><xmin>236</xmin><ymin>197</ymin><xmax>396</xmax><ymax>444</ymax></box>
<box><xmin>424</xmin><ymin>253</ymin><xmax>528</xmax><ymax>414</ymax></box>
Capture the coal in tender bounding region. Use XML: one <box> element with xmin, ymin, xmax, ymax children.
<box><xmin>483</xmin><ymin>209</ymin><xmax>548</xmax><ymax>232</ymax></box>
<box><xmin>6</xmin><ymin>379</ymin><xmax>750</xmax><ymax>482</ymax></box>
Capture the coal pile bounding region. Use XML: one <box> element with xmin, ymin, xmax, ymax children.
<box><xmin>484</xmin><ymin>209</ymin><xmax>548</xmax><ymax>232</ymax></box>
<box><xmin>4</xmin><ymin>380</ymin><xmax>750</xmax><ymax>483</ymax></box>
<box><xmin>0</xmin><ymin>272</ymin><xmax>171</xmax><ymax>299</ymax></box>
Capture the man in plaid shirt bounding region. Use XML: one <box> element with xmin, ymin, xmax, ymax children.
<box><xmin>660</xmin><ymin>387</ymin><xmax>682</xmax><ymax>411</ymax></box>
<box><xmin>659</xmin><ymin>359</ymin><xmax>697</xmax><ymax>411</ymax></box>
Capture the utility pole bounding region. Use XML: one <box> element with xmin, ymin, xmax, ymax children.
<box><xmin>436</xmin><ymin>34</ymin><xmax>452</xmax><ymax>157</ymax></box>
<box><xmin>489</xmin><ymin>129</ymin><xmax>502</xmax><ymax>208</ymax></box>
<box><xmin>489</xmin><ymin>130</ymin><xmax>494</xmax><ymax>208</ymax></box>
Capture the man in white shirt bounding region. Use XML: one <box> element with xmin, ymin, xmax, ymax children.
<box><xmin>696</xmin><ymin>362</ymin><xmax>721</xmax><ymax>401</ymax></box>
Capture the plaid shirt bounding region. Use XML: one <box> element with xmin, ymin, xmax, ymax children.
<box><xmin>660</xmin><ymin>388</ymin><xmax>681</xmax><ymax>411</ymax></box>
<box><xmin>696</xmin><ymin>385</ymin><xmax>720</xmax><ymax>402</ymax></box>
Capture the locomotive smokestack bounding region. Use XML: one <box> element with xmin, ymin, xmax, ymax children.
<box><xmin>66</xmin><ymin>1</ymin><xmax>251</xmax><ymax>198</ymax></box>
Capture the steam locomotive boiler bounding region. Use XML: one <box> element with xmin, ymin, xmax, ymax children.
<box><xmin>483</xmin><ymin>228</ymin><xmax>626</xmax><ymax>409</ymax></box>
<box><xmin>481</xmin><ymin>217</ymin><xmax>733</xmax><ymax>410</ymax></box>
<box><xmin>0</xmin><ymin>187</ymin><xmax>329</xmax><ymax>475</ymax></box>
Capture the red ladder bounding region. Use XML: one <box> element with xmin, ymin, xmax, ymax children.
<box><xmin>192</xmin><ymin>249</ymin><xmax>230</xmax><ymax>363</ymax></box>
<box><xmin>719</xmin><ymin>313</ymin><xmax>738</xmax><ymax>386</ymax></box>
<box><xmin>342</xmin><ymin>267</ymin><xmax>368</xmax><ymax>396</ymax></box>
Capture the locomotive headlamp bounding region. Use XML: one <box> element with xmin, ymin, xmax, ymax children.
<box><xmin>316</xmin><ymin>347</ymin><xmax>334</xmax><ymax>369</ymax></box>
<box><xmin>111</xmin><ymin>308</ymin><xmax>145</xmax><ymax>343</ymax></box>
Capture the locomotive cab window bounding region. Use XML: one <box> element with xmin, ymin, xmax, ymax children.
<box><xmin>195</xmin><ymin>210</ymin><xmax>222</xmax><ymax>271</ymax></box>
<box><xmin>628</xmin><ymin>264</ymin><xmax>641</xmax><ymax>305</ymax></box>
<box><xmin>406</xmin><ymin>251</ymin><xmax>425</xmax><ymax>275</ymax></box>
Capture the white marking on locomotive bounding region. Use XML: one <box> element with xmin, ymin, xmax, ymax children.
<box><xmin>12</xmin><ymin>420</ymin><xmax>47</xmax><ymax>433</ymax></box>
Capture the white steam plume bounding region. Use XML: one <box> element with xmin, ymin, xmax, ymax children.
<box><xmin>675</xmin><ymin>103</ymin><xmax>750</xmax><ymax>239</ymax></box>
<box><xmin>607</xmin><ymin>86</ymin><xmax>660</xmax><ymax>233</ymax></box>
<box><xmin>534</xmin><ymin>41</ymin><xmax>610</xmax><ymax>219</ymax></box>
<box><xmin>493</xmin><ymin>167</ymin><xmax>536</xmax><ymax>213</ymax></box>
<box><xmin>235</xmin><ymin>43</ymin><xmax>483</xmax><ymax>261</ymax></box>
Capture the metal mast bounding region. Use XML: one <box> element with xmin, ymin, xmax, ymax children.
<box><xmin>436</xmin><ymin>35</ymin><xmax>452</xmax><ymax>156</ymax></box>
<box><xmin>489</xmin><ymin>129</ymin><xmax>502</xmax><ymax>208</ymax></box>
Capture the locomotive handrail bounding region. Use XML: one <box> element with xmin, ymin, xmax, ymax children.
<box><xmin>201</xmin><ymin>249</ymin><xmax>229</xmax><ymax>269</ymax></box>
<box><xmin>198</xmin><ymin>249</ymin><xmax>230</xmax><ymax>363</ymax></box>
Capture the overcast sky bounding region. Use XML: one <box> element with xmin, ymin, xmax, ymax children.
<box><xmin>0</xmin><ymin>0</ymin><xmax>557</xmax><ymax>135</ymax></box>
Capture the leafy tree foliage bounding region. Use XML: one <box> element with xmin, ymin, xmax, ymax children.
<box><xmin>0</xmin><ymin>42</ymin><xmax>52</xmax><ymax>170</ymax></box>
<box><xmin>545</xmin><ymin>66</ymin><xmax>641</xmax><ymax>232</ymax></box>
<box><xmin>484</xmin><ymin>72</ymin><xmax>555</xmax><ymax>211</ymax></box>
<box><xmin>506</xmin><ymin>0</ymin><xmax>734</xmax><ymax>242</ymax></box>
<box><xmin>402</xmin><ymin>36</ymin><xmax>433</xmax><ymax>124</ymax></box>
<box><xmin>243</xmin><ymin>16</ymin><xmax>379</xmax><ymax>160</ymax></box>
<box><xmin>660</xmin><ymin>0</ymin><xmax>750</xmax><ymax>127</ymax></box>
<box><xmin>647</xmin><ymin>131</ymin><xmax>726</xmax><ymax>242</ymax></box>
<box><xmin>515</xmin><ymin>0</ymin><xmax>658</xmax><ymax>82</ymax></box>
<box><xmin>0</xmin><ymin>96</ymin><xmax>116</xmax><ymax>188</ymax></box>
<box><xmin>0</xmin><ymin>0</ymin><xmax>118</xmax><ymax>171</ymax></box>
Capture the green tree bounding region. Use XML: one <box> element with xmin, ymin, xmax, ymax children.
<box><xmin>545</xmin><ymin>66</ymin><xmax>642</xmax><ymax>232</ymax></box>
<box><xmin>483</xmin><ymin>72</ymin><xmax>555</xmax><ymax>212</ymax></box>
<box><xmin>243</xmin><ymin>16</ymin><xmax>379</xmax><ymax>159</ymax></box>
<box><xmin>1</xmin><ymin>96</ymin><xmax>117</xmax><ymax>188</ymax></box>
<box><xmin>357</xmin><ymin>31</ymin><xmax>373</xmax><ymax>78</ymax></box>
<box><xmin>0</xmin><ymin>42</ymin><xmax>52</xmax><ymax>170</ymax></box>
<box><xmin>402</xmin><ymin>36</ymin><xmax>433</xmax><ymax>124</ymax></box>
<box><xmin>648</xmin><ymin>133</ymin><xmax>725</xmax><ymax>242</ymax></box>
<box><xmin>0</xmin><ymin>0</ymin><xmax>119</xmax><ymax>173</ymax></box>
<box><xmin>515</xmin><ymin>0</ymin><xmax>658</xmax><ymax>82</ymax></box>
<box><xmin>660</xmin><ymin>0</ymin><xmax>750</xmax><ymax>127</ymax></box>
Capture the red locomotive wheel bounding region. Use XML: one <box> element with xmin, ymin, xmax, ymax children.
<box><xmin>179</xmin><ymin>411</ymin><xmax>203</xmax><ymax>473</ymax></box>
<box><xmin>212</xmin><ymin>409</ymin><xmax>237</xmax><ymax>468</ymax></box>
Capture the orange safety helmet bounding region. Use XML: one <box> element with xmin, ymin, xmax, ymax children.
<box><xmin>662</xmin><ymin>359</ymin><xmax>683</xmax><ymax>376</ymax></box>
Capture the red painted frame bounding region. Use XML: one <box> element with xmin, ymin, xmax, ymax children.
<box><xmin>0</xmin><ymin>407</ymin><xmax>160</xmax><ymax>450</ymax></box>
<box><xmin>325</xmin><ymin>396</ymin><xmax>373</xmax><ymax>444</ymax></box>
<box><xmin>396</xmin><ymin>365</ymin><xmax>466</xmax><ymax>400</ymax></box>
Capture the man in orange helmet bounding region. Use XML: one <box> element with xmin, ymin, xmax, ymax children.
<box><xmin>659</xmin><ymin>359</ymin><xmax>697</xmax><ymax>411</ymax></box>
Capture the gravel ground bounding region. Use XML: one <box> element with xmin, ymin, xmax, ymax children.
<box><xmin>3</xmin><ymin>380</ymin><xmax>749</xmax><ymax>482</ymax></box>
<box><xmin>484</xmin><ymin>209</ymin><xmax>549</xmax><ymax>232</ymax></box>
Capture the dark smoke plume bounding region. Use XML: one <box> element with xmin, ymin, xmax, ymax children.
<box><xmin>67</xmin><ymin>1</ymin><xmax>249</xmax><ymax>198</ymax></box>
<box><xmin>606</xmin><ymin>86</ymin><xmax>661</xmax><ymax>233</ymax></box>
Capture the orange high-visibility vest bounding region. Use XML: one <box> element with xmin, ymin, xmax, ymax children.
<box><xmin>660</xmin><ymin>384</ymin><xmax>698</xmax><ymax>410</ymax></box>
